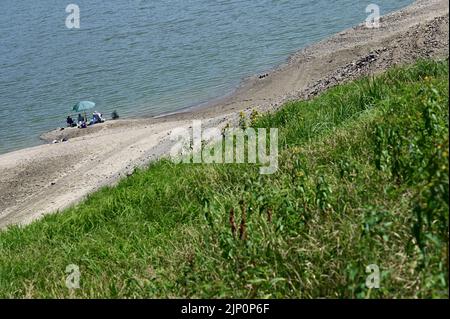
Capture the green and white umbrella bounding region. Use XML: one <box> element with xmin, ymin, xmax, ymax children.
<box><xmin>73</xmin><ymin>101</ymin><xmax>95</xmax><ymax>112</ymax></box>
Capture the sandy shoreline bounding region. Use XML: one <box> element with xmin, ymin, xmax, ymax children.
<box><xmin>0</xmin><ymin>0</ymin><xmax>448</xmax><ymax>229</ymax></box>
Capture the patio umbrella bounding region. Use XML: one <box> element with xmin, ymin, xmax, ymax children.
<box><xmin>73</xmin><ymin>101</ymin><xmax>95</xmax><ymax>122</ymax></box>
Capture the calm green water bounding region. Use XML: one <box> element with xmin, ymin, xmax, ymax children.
<box><xmin>0</xmin><ymin>0</ymin><xmax>412</xmax><ymax>154</ymax></box>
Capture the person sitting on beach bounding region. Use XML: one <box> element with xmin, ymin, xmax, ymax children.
<box><xmin>96</xmin><ymin>111</ymin><xmax>105</xmax><ymax>122</ymax></box>
<box><xmin>78</xmin><ymin>120</ymin><xmax>87</xmax><ymax>129</ymax></box>
<box><xmin>89</xmin><ymin>114</ymin><xmax>97</xmax><ymax>126</ymax></box>
<box><xmin>76</xmin><ymin>114</ymin><xmax>87</xmax><ymax>128</ymax></box>
<box><xmin>89</xmin><ymin>111</ymin><xmax>105</xmax><ymax>125</ymax></box>
<box><xmin>66</xmin><ymin>116</ymin><xmax>75</xmax><ymax>127</ymax></box>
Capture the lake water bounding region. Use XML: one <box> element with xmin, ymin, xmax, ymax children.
<box><xmin>0</xmin><ymin>0</ymin><xmax>412</xmax><ymax>154</ymax></box>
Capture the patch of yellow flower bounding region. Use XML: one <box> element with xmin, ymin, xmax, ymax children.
<box><xmin>291</xmin><ymin>146</ymin><xmax>303</xmax><ymax>155</ymax></box>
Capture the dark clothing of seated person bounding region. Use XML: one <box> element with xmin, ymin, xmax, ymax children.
<box><xmin>67</xmin><ymin>116</ymin><xmax>75</xmax><ymax>127</ymax></box>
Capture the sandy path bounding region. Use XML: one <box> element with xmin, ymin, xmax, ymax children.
<box><xmin>0</xmin><ymin>119</ymin><xmax>189</xmax><ymax>226</ymax></box>
<box><xmin>0</xmin><ymin>0</ymin><xmax>448</xmax><ymax>229</ymax></box>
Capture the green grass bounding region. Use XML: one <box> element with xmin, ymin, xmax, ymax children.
<box><xmin>0</xmin><ymin>60</ymin><xmax>448</xmax><ymax>298</ymax></box>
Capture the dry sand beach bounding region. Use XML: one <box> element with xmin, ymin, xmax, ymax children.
<box><xmin>0</xmin><ymin>0</ymin><xmax>448</xmax><ymax>229</ymax></box>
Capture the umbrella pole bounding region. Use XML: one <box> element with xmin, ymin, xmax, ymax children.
<box><xmin>84</xmin><ymin>112</ymin><xmax>87</xmax><ymax>122</ymax></box>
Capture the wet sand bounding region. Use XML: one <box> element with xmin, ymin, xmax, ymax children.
<box><xmin>0</xmin><ymin>0</ymin><xmax>448</xmax><ymax>229</ymax></box>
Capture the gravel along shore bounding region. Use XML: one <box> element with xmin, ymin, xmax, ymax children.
<box><xmin>0</xmin><ymin>0</ymin><xmax>448</xmax><ymax>229</ymax></box>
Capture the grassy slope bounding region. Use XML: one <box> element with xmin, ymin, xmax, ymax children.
<box><xmin>0</xmin><ymin>60</ymin><xmax>448</xmax><ymax>298</ymax></box>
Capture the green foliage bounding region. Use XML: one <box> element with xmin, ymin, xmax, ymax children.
<box><xmin>0</xmin><ymin>60</ymin><xmax>448</xmax><ymax>298</ymax></box>
<box><xmin>239</xmin><ymin>111</ymin><xmax>248</xmax><ymax>130</ymax></box>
